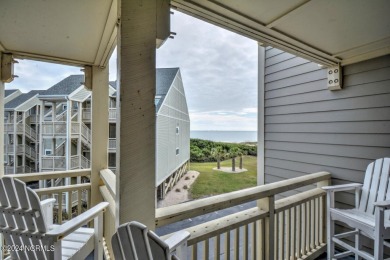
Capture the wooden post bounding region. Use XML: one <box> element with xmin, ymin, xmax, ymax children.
<box><xmin>258</xmin><ymin>196</ymin><xmax>275</xmax><ymax>260</ymax></box>
<box><xmin>90</xmin><ymin>65</ymin><xmax>109</xmax><ymax>207</ymax></box>
<box><xmin>0</xmin><ymin>54</ymin><xmax>4</xmax><ymax>259</ymax></box>
<box><xmin>22</xmin><ymin>112</ymin><xmax>26</xmax><ymax>172</ymax></box>
<box><xmin>116</xmin><ymin>0</ymin><xmax>156</xmax><ymax>229</ymax></box>
<box><xmin>13</xmin><ymin>110</ymin><xmax>17</xmax><ymax>173</ymax></box>
<box><xmin>257</xmin><ymin>44</ymin><xmax>266</xmax><ymax>186</ymax></box>
<box><xmin>0</xmin><ymin>53</ymin><xmax>4</xmax><ymax>178</ymax></box>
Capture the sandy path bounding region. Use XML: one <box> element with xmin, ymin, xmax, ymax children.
<box><xmin>157</xmin><ymin>170</ymin><xmax>199</xmax><ymax>208</ymax></box>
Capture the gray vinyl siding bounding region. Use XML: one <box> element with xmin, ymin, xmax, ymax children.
<box><xmin>156</xmin><ymin>70</ymin><xmax>190</xmax><ymax>186</ymax></box>
<box><xmin>264</xmin><ymin>50</ymin><xmax>390</xmax><ymax>208</ymax></box>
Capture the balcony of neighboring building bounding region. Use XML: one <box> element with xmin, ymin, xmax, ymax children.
<box><xmin>4</xmin><ymin>122</ymin><xmax>37</xmax><ymax>141</ymax></box>
<box><xmin>82</xmin><ymin>107</ymin><xmax>117</xmax><ymax>123</ymax></box>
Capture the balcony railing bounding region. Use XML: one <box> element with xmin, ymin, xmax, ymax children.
<box><xmin>109</xmin><ymin>108</ymin><xmax>116</xmax><ymax>121</ymax></box>
<box><xmin>4</xmin><ymin>123</ymin><xmax>37</xmax><ymax>140</ymax></box>
<box><xmin>108</xmin><ymin>138</ymin><xmax>116</xmax><ymax>152</ymax></box>
<box><xmin>29</xmin><ymin>114</ymin><xmax>40</xmax><ymax>123</ymax></box>
<box><xmin>70</xmin><ymin>155</ymin><xmax>91</xmax><ymax>169</ymax></box>
<box><xmin>41</xmin><ymin>156</ymin><xmax>66</xmax><ymax>171</ymax></box>
<box><xmin>82</xmin><ymin>108</ymin><xmax>116</xmax><ymax>122</ymax></box>
<box><xmin>7</xmin><ymin>169</ymin><xmax>91</xmax><ymax>224</ymax></box>
<box><xmin>0</xmin><ymin>166</ymin><xmax>333</xmax><ymax>260</ymax></box>
<box><xmin>4</xmin><ymin>144</ymin><xmax>36</xmax><ymax>159</ymax></box>
<box><xmin>155</xmin><ymin>171</ymin><xmax>331</xmax><ymax>260</ymax></box>
<box><xmin>4</xmin><ymin>166</ymin><xmax>15</xmax><ymax>174</ymax></box>
<box><xmin>4</xmin><ymin>144</ymin><xmax>14</xmax><ymax>154</ymax></box>
<box><xmin>71</xmin><ymin>122</ymin><xmax>91</xmax><ymax>144</ymax></box>
<box><xmin>82</xmin><ymin>108</ymin><xmax>91</xmax><ymax>121</ymax></box>
<box><xmin>41</xmin><ymin>121</ymin><xmax>67</xmax><ymax>135</ymax></box>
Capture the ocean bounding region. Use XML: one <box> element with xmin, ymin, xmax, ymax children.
<box><xmin>190</xmin><ymin>131</ymin><xmax>257</xmax><ymax>143</ymax></box>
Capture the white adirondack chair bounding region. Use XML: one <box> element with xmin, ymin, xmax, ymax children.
<box><xmin>112</xmin><ymin>221</ymin><xmax>190</xmax><ymax>260</ymax></box>
<box><xmin>323</xmin><ymin>157</ymin><xmax>390</xmax><ymax>260</ymax></box>
<box><xmin>0</xmin><ymin>176</ymin><xmax>109</xmax><ymax>260</ymax></box>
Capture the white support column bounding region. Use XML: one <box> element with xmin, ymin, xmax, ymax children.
<box><xmin>65</xmin><ymin>100</ymin><xmax>71</xmax><ymax>212</ymax></box>
<box><xmin>116</xmin><ymin>0</ymin><xmax>157</xmax><ymax>229</ymax></box>
<box><xmin>22</xmin><ymin>112</ymin><xmax>26</xmax><ymax>171</ymax></box>
<box><xmin>0</xmin><ymin>53</ymin><xmax>4</xmax><ymax>177</ymax></box>
<box><xmin>39</xmin><ymin>101</ymin><xmax>44</xmax><ymax>187</ymax></box>
<box><xmin>0</xmin><ymin>53</ymin><xmax>4</xmax><ymax>260</ymax></box>
<box><xmin>257</xmin><ymin>44</ymin><xmax>266</xmax><ymax>186</ymax></box>
<box><xmin>13</xmin><ymin>111</ymin><xmax>17</xmax><ymax>173</ymax></box>
<box><xmin>78</xmin><ymin>102</ymin><xmax>82</xmax><ymax>181</ymax></box>
<box><xmin>91</xmin><ymin>65</ymin><xmax>109</xmax><ymax>206</ymax></box>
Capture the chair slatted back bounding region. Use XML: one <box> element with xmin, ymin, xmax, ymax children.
<box><xmin>112</xmin><ymin>221</ymin><xmax>172</xmax><ymax>260</ymax></box>
<box><xmin>358</xmin><ymin>158</ymin><xmax>390</xmax><ymax>216</ymax></box>
<box><xmin>0</xmin><ymin>177</ymin><xmax>49</xmax><ymax>260</ymax></box>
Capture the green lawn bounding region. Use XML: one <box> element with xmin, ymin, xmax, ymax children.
<box><xmin>188</xmin><ymin>156</ymin><xmax>257</xmax><ymax>199</ymax></box>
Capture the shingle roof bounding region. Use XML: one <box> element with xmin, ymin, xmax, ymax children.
<box><xmin>41</xmin><ymin>75</ymin><xmax>84</xmax><ymax>96</ymax></box>
<box><xmin>156</xmin><ymin>68</ymin><xmax>179</xmax><ymax>95</ymax></box>
<box><xmin>155</xmin><ymin>68</ymin><xmax>179</xmax><ymax>111</ymax></box>
<box><xmin>5</xmin><ymin>89</ymin><xmax>18</xmax><ymax>97</ymax></box>
<box><xmin>109</xmin><ymin>68</ymin><xmax>179</xmax><ymax>111</ymax></box>
<box><xmin>109</xmin><ymin>81</ymin><xmax>116</xmax><ymax>89</ymax></box>
<box><xmin>5</xmin><ymin>90</ymin><xmax>42</xmax><ymax>109</ymax></box>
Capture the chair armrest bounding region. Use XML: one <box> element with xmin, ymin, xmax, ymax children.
<box><xmin>322</xmin><ymin>183</ymin><xmax>363</xmax><ymax>192</ymax></box>
<box><xmin>374</xmin><ymin>200</ymin><xmax>390</xmax><ymax>210</ymax></box>
<box><xmin>46</xmin><ymin>202</ymin><xmax>108</xmax><ymax>241</ymax></box>
<box><xmin>165</xmin><ymin>230</ymin><xmax>190</xmax><ymax>252</ymax></box>
<box><xmin>41</xmin><ymin>198</ymin><xmax>56</xmax><ymax>207</ymax></box>
<box><xmin>40</xmin><ymin>198</ymin><xmax>56</xmax><ymax>228</ymax></box>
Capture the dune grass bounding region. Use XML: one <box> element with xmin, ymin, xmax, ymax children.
<box><xmin>188</xmin><ymin>156</ymin><xmax>257</xmax><ymax>199</ymax></box>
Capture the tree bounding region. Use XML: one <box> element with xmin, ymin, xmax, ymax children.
<box><xmin>237</xmin><ymin>149</ymin><xmax>247</xmax><ymax>169</ymax></box>
<box><xmin>211</xmin><ymin>146</ymin><xmax>226</xmax><ymax>169</ymax></box>
<box><xmin>229</xmin><ymin>147</ymin><xmax>240</xmax><ymax>172</ymax></box>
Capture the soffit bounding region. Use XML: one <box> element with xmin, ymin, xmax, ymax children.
<box><xmin>0</xmin><ymin>0</ymin><xmax>117</xmax><ymax>67</ymax></box>
<box><xmin>172</xmin><ymin>0</ymin><xmax>390</xmax><ymax>66</ymax></box>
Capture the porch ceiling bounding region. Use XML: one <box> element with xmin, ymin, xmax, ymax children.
<box><xmin>0</xmin><ymin>1</ymin><xmax>388</xmax><ymax>67</ymax></box>
<box><xmin>0</xmin><ymin>0</ymin><xmax>117</xmax><ymax>67</ymax></box>
<box><xmin>172</xmin><ymin>0</ymin><xmax>390</xmax><ymax>66</ymax></box>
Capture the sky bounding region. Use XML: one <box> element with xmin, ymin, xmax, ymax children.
<box><xmin>5</xmin><ymin>11</ymin><xmax>258</xmax><ymax>131</ymax></box>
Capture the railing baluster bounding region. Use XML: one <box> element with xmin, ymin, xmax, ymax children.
<box><xmin>306</xmin><ymin>201</ymin><xmax>310</xmax><ymax>253</ymax></box>
<box><xmin>77</xmin><ymin>190</ymin><xmax>82</xmax><ymax>215</ymax></box>
<box><xmin>320</xmin><ymin>195</ymin><xmax>325</xmax><ymax>244</ymax></box>
<box><xmin>214</xmin><ymin>235</ymin><xmax>221</xmax><ymax>260</ymax></box>
<box><xmin>58</xmin><ymin>192</ymin><xmax>62</xmax><ymax>224</ymax></box>
<box><xmin>251</xmin><ymin>222</ymin><xmax>256</xmax><ymax>260</ymax></box>
<box><xmin>276</xmin><ymin>212</ymin><xmax>280</xmax><ymax>260</ymax></box>
<box><xmin>67</xmin><ymin>191</ymin><xmax>72</xmax><ymax>219</ymax></box>
<box><xmin>289</xmin><ymin>208</ymin><xmax>294</xmax><ymax>260</ymax></box>
<box><xmin>225</xmin><ymin>231</ymin><xmax>231</xmax><ymax>260</ymax></box>
<box><xmin>192</xmin><ymin>244</ymin><xmax>197</xmax><ymax>260</ymax></box>
<box><xmin>243</xmin><ymin>225</ymin><xmax>248</xmax><ymax>260</ymax></box>
<box><xmin>203</xmin><ymin>239</ymin><xmax>209</xmax><ymax>260</ymax></box>
<box><xmin>295</xmin><ymin>205</ymin><xmax>303</xmax><ymax>259</ymax></box>
<box><xmin>315</xmin><ymin>197</ymin><xmax>319</xmax><ymax>248</ymax></box>
<box><xmin>234</xmin><ymin>228</ymin><xmax>240</xmax><ymax>260</ymax></box>
<box><xmin>286</xmin><ymin>209</ymin><xmax>291</xmax><ymax>259</ymax></box>
<box><xmin>310</xmin><ymin>199</ymin><xmax>315</xmax><ymax>251</ymax></box>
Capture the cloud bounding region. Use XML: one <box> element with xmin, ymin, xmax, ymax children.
<box><xmin>5</xmin><ymin>60</ymin><xmax>81</xmax><ymax>92</ymax></box>
<box><xmin>190</xmin><ymin>111</ymin><xmax>257</xmax><ymax>131</ymax></box>
<box><xmin>156</xmin><ymin>11</ymin><xmax>258</xmax><ymax>130</ymax></box>
<box><xmin>5</xmin><ymin>11</ymin><xmax>258</xmax><ymax>131</ymax></box>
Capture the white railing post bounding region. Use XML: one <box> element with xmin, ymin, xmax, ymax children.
<box><xmin>0</xmin><ymin>53</ymin><xmax>4</xmax><ymax>260</ymax></box>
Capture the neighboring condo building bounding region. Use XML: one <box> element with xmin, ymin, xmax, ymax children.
<box><xmin>2</xmin><ymin>68</ymin><xmax>190</xmax><ymax>199</ymax></box>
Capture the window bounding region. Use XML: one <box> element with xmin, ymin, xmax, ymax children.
<box><xmin>44</xmin><ymin>149</ymin><xmax>52</xmax><ymax>155</ymax></box>
<box><xmin>176</xmin><ymin>126</ymin><xmax>180</xmax><ymax>135</ymax></box>
<box><xmin>154</xmin><ymin>95</ymin><xmax>162</xmax><ymax>106</ymax></box>
<box><xmin>176</xmin><ymin>148</ymin><xmax>180</xmax><ymax>155</ymax></box>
